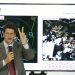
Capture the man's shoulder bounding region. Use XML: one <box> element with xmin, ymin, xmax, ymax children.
<box><xmin>14</xmin><ymin>41</ymin><xmax>22</xmax><ymax>47</ymax></box>
<box><xmin>0</xmin><ymin>41</ymin><xmax>4</xmax><ymax>49</ymax></box>
<box><xmin>0</xmin><ymin>41</ymin><xmax>3</xmax><ymax>46</ymax></box>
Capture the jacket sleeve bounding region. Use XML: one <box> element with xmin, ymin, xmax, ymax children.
<box><xmin>0</xmin><ymin>49</ymin><xmax>6</xmax><ymax>70</ymax></box>
<box><xmin>0</xmin><ymin>60</ymin><xmax>3</xmax><ymax>69</ymax></box>
<box><xmin>21</xmin><ymin>44</ymin><xmax>35</xmax><ymax>60</ymax></box>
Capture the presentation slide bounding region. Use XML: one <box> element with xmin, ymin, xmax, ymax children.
<box><xmin>0</xmin><ymin>5</ymin><xmax>75</xmax><ymax>71</ymax></box>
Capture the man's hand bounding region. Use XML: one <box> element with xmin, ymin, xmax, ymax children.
<box><xmin>18</xmin><ymin>27</ymin><xmax>27</xmax><ymax>45</ymax></box>
<box><xmin>4</xmin><ymin>52</ymin><xmax>14</xmax><ymax>64</ymax></box>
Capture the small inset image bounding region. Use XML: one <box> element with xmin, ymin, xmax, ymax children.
<box><xmin>43</xmin><ymin>18</ymin><xmax>75</xmax><ymax>61</ymax></box>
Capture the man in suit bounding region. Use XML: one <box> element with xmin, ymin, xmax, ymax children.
<box><xmin>0</xmin><ymin>22</ymin><xmax>34</xmax><ymax>75</ymax></box>
<box><xmin>45</xmin><ymin>26</ymin><xmax>56</xmax><ymax>42</ymax></box>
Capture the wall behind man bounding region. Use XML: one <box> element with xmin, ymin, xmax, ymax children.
<box><xmin>47</xmin><ymin>72</ymin><xmax>75</xmax><ymax>75</ymax></box>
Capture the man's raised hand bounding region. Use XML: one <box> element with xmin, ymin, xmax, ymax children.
<box><xmin>18</xmin><ymin>27</ymin><xmax>27</xmax><ymax>45</ymax></box>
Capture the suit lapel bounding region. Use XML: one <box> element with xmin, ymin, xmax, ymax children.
<box><xmin>13</xmin><ymin>41</ymin><xmax>19</xmax><ymax>59</ymax></box>
<box><xmin>13</xmin><ymin>41</ymin><xmax>19</xmax><ymax>75</ymax></box>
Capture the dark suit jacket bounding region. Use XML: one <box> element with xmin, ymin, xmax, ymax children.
<box><xmin>0</xmin><ymin>41</ymin><xmax>34</xmax><ymax>75</ymax></box>
<box><xmin>45</xmin><ymin>32</ymin><xmax>56</xmax><ymax>42</ymax></box>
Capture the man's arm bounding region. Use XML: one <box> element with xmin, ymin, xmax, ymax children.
<box><xmin>0</xmin><ymin>51</ymin><xmax>6</xmax><ymax>69</ymax></box>
<box><xmin>18</xmin><ymin>27</ymin><xmax>35</xmax><ymax>60</ymax></box>
<box><xmin>22</xmin><ymin>43</ymin><xmax>35</xmax><ymax>60</ymax></box>
<box><xmin>0</xmin><ymin>60</ymin><xmax>4</xmax><ymax>69</ymax></box>
<box><xmin>0</xmin><ymin>52</ymin><xmax>14</xmax><ymax>69</ymax></box>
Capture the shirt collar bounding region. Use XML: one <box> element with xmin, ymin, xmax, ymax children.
<box><xmin>3</xmin><ymin>41</ymin><xmax>13</xmax><ymax>49</ymax></box>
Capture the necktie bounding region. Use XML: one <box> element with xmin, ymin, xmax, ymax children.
<box><xmin>8</xmin><ymin>46</ymin><xmax>16</xmax><ymax>75</ymax></box>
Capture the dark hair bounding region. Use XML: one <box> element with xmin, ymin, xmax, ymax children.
<box><xmin>3</xmin><ymin>22</ymin><xmax>17</xmax><ymax>34</ymax></box>
<box><xmin>50</xmin><ymin>25</ymin><xmax>56</xmax><ymax>30</ymax></box>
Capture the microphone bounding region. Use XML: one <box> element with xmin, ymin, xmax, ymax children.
<box><xmin>8</xmin><ymin>46</ymin><xmax>14</xmax><ymax>61</ymax></box>
<box><xmin>8</xmin><ymin>46</ymin><xmax>13</xmax><ymax>52</ymax></box>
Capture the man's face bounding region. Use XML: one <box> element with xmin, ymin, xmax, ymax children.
<box><xmin>3</xmin><ymin>28</ymin><xmax>16</xmax><ymax>44</ymax></box>
<box><xmin>51</xmin><ymin>27</ymin><xmax>56</xmax><ymax>32</ymax></box>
